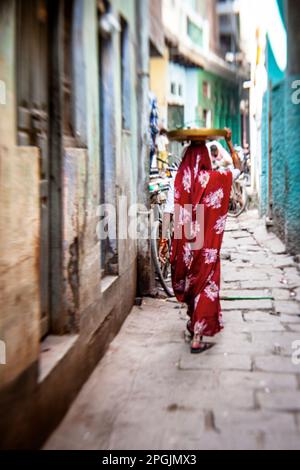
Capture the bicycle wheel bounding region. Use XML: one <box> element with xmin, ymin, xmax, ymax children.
<box><xmin>228</xmin><ymin>179</ymin><xmax>248</xmax><ymax>218</ymax></box>
<box><xmin>151</xmin><ymin>219</ymin><xmax>174</xmax><ymax>297</ymax></box>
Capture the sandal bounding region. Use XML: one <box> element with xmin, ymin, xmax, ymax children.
<box><xmin>191</xmin><ymin>335</ymin><xmax>210</xmax><ymax>354</ymax></box>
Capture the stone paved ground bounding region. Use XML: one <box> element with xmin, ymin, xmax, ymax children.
<box><xmin>44</xmin><ymin>210</ymin><xmax>300</xmax><ymax>450</ymax></box>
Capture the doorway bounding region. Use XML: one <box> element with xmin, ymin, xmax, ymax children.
<box><xmin>16</xmin><ymin>0</ymin><xmax>51</xmax><ymax>338</ymax></box>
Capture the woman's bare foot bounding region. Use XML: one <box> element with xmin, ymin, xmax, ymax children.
<box><xmin>190</xmin><ymin>334</ymin><xmax>208</xmax><ymax>354</ymax></box>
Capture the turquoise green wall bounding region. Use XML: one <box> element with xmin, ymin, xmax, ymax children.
<box><xmin>261</xmin><ymin>0</ymin><xmax>300</xmax><ymax>253</ymax></box>
<box><xmin>261</xmin><ymin>92</ymin><xmax>270</xmax><ymax>215</ymax></box>
<box><xmin>198</xmin><ymin>69</ymin><xmax>241</xmax><ymax>145</ymax></box>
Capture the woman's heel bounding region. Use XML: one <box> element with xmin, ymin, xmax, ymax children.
<box><xmin>190</xmin><ymin>335</ymin><xmax>207</xmax><ymax>354</ymax></box>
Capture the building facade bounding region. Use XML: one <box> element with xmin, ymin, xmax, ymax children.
<box><xmin>150</xmin><ymin>0</ymin><xmax>246</xmax><ymax>157</ymax></box>
<box><xmin>0</xmin><ymin>0</ymin><xmax>158</xmax><ymax>449</ymax></box>
<box><xmin>198</xmin><ymin>69</ymin><xmax>241</xmax><ymax>142</ymax></box>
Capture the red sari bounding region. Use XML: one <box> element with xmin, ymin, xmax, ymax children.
<box><xmin>170</xmin><ymin>143</ymin><xmax>232</xmax><ymax>337</ymax></box>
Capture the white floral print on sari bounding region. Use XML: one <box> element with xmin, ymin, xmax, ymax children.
<box><xmin>204</xmin><ymin>188</ymin><xmax>224</xmax><ymax>209</ymax></box>
<box><xmin>205</xmin><ymin>280</ymin><xmax>219</xmax><ymax>302</ymax></box>
<box><xmin>194</xmin><ymin>155</ymin><xmax>201</xmax><ymax>179</ymax></box>
<box><xmin>183</xmin><ymin>243</ymin><xmax>193</xmax><ymax>269</ymax></box>
<box><xmin>175</xmin><ymin>189</ymin><xmax>181</xmax><ymax>202</ymax></box>
<box><xmin>203</xmin><ymin>248</ymin><xmax>218</xmax><ymax>264</ymax></box>
<box><xmin>178</xmin><ymin>206</ymin><xmax>192</xmax><ymax>225</ymax></box>
<box><xmin>194</xmin><ymin>320</ymin><xmax>207</xmax><ymax>335</ymax></box>
<box><xmin>182</xmin><ymin>167</ymin><xmax>192</xmax><ymax>193</ymax></box>
<box><xmin>194</xmin><ymin>293</ymin><xmax>200</xmax><ymax>310</ymax></box>
<box><xmin>214</xmin><ymin>214</ymin><xmax>227</xmax><ymax>235</ymax></box>
<box><xmin>218</xmin><ymin>167</ymin><xmax>230</xmax><ymax>176</ymax></box>
<box><xmin>185</xmin><ymin>274</ymin><xmax>197</xmax><ymax>292</ymax></box>
<box><xmin>190</xmin><ymin>221</ymin><xmax>201</xmax><ymax>238</ymax></box>
<box><xmin>198</xmin><ymin>171</ymin><xmax>210</xmax><ymax>188</ymax></box>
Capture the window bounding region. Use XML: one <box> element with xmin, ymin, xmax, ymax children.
<box><xmin>120</xmin><ymin>16</ymin><xmax>131</xmax><ymax>130</ymax></box>
<box><xmin>220</xmin><ymin>34</ymin><xmax>231</xmax><ymax>53</ymax></box>
<box><xmin>219</xmin><ymin>14</ymin><xmax>231</xmax><ymax>29</ymax></box>
<box><xmin>168</xmin><ymin>104</ymin><xmax>184</xmax><ymax>129</ymax></box>
<box><xmin>203</xmin><ymin>81</ymin><xmax>211</xmax><ymax>99</ymax></box>
<box><xmin>178</xmin><ymin>84</ymin><xmax>183</xmax><ymax>97</ymax></box>
<box><xmin>187</xmin><ymin>18</ymin><xmax>203</xmax><ymax>48</ymax></box>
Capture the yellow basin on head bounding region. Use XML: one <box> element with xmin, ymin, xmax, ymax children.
<box><xmin>167</xmin><ymin>128</ymin><xmax>228</xmax><ymax>142</ymax></box>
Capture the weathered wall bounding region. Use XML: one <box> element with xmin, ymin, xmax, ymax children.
<box><xmin>78</xmin><ymin>0</ymin><xmax>101</xmax><ymax>318</ymax></box>
<box><xmin>63</xmin><ymin>148</ymin><xmax>87</xmax><ymax>331</ymax></box>
<box><xmin>116</xmin><ymin>0</ymin><xmax>139</xmax><ymax>278</ymax></box>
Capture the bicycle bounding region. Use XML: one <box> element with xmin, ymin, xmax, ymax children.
<box><xmin>149</xmin><ymin>173</ymin><xmax>174</xmax><ymax>298</ymax></box>
<box><xmin>228</xmin><ymin>173</ymin><xmax>249</xmax><ymax>217</ymax></box>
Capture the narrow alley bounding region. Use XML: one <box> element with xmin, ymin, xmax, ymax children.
<box><xmin>44</xmin><ymin>210</ymin><xmax>300</xmax><ymax>451</ymax></box>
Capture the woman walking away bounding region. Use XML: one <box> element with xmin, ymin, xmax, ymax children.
<box><xmin>159</xmin><ymin>129</ymin><xmax>241</xmax><ymax>354</ymax></box>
